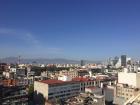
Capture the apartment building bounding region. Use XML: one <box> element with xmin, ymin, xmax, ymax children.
<box><xmin>72</xmin><ymin>77</ymin><xmax>98</xmax><ymax>92</ymax></box>
<box><xmin>85</xmin><ymin>86</ymin><xmax>103</xmax><ymax>95</ymax></box>
<box><xmin>34</xmin><ymin>79</ymin><xmax>80</xmax><ymax>104</ymax></box>
<box><xmin>1</xmin><ymin>85</ymin><xmax>28</xmax><ymax>105</ymax></box>
<box><xmin>118</xmin><ymin>70</ymin><xmax>140</xmax><ymax>88</ymax></box>
<box><xmin>117</xmin><ymin>84</ymin><xmax>139</xmax><ymax>100</ymax></box>
<box><xmin>114</xmin><ymin>68</ymin><xmax>140</xmax><ymax>105</ymax></box>
<box><xmin>124</xmin><ymin>92</ymin><xmax>140</xmax><ymax>105</ymax></box>
<box><xmin>59</xmin><ymin>69</ymin><xmax>78</xmax><ymax>78</ymax></box>
<box><xmin>77</xmin><ymin>70</ymin><xmax>89</xmax><ymax>77</ymax></box>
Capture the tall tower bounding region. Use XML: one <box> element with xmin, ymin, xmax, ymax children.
<box><xmin>18</xmin><ymin>56</ymin><xmax>21</xmax><ymax>64</ymax></box>
<box><xmin>121</xmin><ymin>55</ymin><xmax>127</xmax><ymax>67</ymax></box>
<box><xmin>81</xmin><ymin>60</ymin><xmax>85</xmax><ymax>66</ymax></box>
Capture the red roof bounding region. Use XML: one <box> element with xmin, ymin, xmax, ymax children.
<box><xmin>39</xmin><ymin>79</ymin><xmax>77</xmax><ymax>85</ymax></box>
<box><xmin>72</xmin><ymin>77</ymin><xmax>95</xmax><ymax>82</ymax></box>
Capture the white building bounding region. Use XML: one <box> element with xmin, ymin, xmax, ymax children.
<box><xmin>104</xmin><ymin>86</ymin><xmax>115</xmax><ymax>102</ymax></box>
<box><xmin>85</xmin><ymin>86</ymin><xmax>103</xmax><ymax>95</ymax></box>
<box><xmin>118</xmin><ymin>71</ymin><xmax>140</xmax><ymax>88</ymax></box>
<box><xmin>114</xmin><ymin>68</ymin><xmax>140</xmax><ymax>105</ymax></box>
<box><xmin>59</xmin><ymin>69</ymin><xmax>78</xmax><ymax>79</ymax></box>
<box><xmin>10</xmin><ymin>68</ymin><xmax>17</xmax><ymax>73</ymax></box>
<box><xmin>115</xmin><ymin>58</ymin><xmax>121</xmax><ymax>68</ymax></box>
<box><xmin>58</xmin><ymin>75</ymin><xmax>72</xmax><ymax>81</ymax></box>
<box><xmin>3</xmin><ymin>71</ymin><xmax>11</xmax><ymax>78</ymax></box>
<box><xmin>34</xmin><ymin>79</ymin><xmax>80</xmax><ymax>103</ymax></box>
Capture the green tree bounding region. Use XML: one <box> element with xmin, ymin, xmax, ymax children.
<box><xmin>28</xmin><ymin>84</ymin><xmax>34</xmax><ymax>104</ymax></box>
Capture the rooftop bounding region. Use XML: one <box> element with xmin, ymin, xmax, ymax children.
<box><xmin>72</xmin><ymin>77</ymin><xmax>95</xmax><ymax>82</ymax></box>
<box><xmin>39</xmin><ymin>79</ymin><xmax>77</xmax><ymax>85</ymax></box>
<box><xmin>85</xmin><ymin>86</ymin><xmax>99</xmax><ymax>90</ymax></box>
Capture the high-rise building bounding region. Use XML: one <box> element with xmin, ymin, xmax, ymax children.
<box><xmin>121</xmin><ymin>55</ymin><xmax>127</xmax><ymax>67</ymax></box>
<box><xmin>113</xmin><ymin>56</ymin><xmax>119</xmax><ymax>66</ymax></box>
<box><xmin>81</xmin><ymin>60</ymin><xmax>85</xmax><ymax>66</ymax></box>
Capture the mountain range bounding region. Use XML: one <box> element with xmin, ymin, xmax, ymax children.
<box><xmin>0</xmin><ymin>57</ymin><xmax>102</xmax><ymax>64</ymax></box>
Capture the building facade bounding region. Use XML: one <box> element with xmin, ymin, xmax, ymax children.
<box><xmin>34</xmin><ymin>79</ymin><xmax>80</xmax><ymax>104</ymax></box>
<box><xmin>121</xmin><ymin>55</ymin><xmax>127</xmax><ymax>67</ymax></box>
<box><xmin>114</xmin><ymin>70</ymin><xmax>140</xmax><ymax>105</ymax></box>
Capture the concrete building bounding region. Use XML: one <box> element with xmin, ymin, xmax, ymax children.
<box><xmin>104</xmin><ymin>85</ymin><xmax>115</xmax><ymax>103</ymax></box>
<box><xmin>118</xmin><ymin>71</ymin><xmax>140</xmax><ymax>88</ymax></box>
<box><xmin>77</xmin><ymin>70</ymin><xmax>89</xmax><ymax>77</ymax></box>
<box><xmin>81</xmin><ymin>60</ymin><xmax>86</xmax><ymax>66</ymax></box>
<box><xmin>121</xmin><ymin>55</ymin><xmax>127</xmax><ymax>67</ymax></box>
<box><xmin>34</xmin><ymin>79</ymin><xmax>80</xmax><ymax>104</ymax></box>
<box><xmin>16</xmin><ymin>68</ymin><xmax>27</xmax><ymax>76</ymax></box>
<box><xmin>1</xmin><ymin>81</ymin><xmax>28</xmax><ymax>105</ymax></box>
<box><xmin>59</xmin><ymin>69</ymin><xmax>78</xmax><ymax>78</ymax></box>
<box><xmin>115</xmin><ymin>58</ymin><xmax>121</xmax><ymax>68</ymax></box>
<box><xmin>124</xmin><ymin>92</ymin><xmax>140</xmax><ymax>105</ymax></box>
<box><xmin>72</xmin><ymin>76</ymin><xmax>116</xmax><ymax>93</ymax></box>
<box><xmin>85</xmin><ymin>86</ymin><xmax>103</xmax><ymax>95</ymax></box>
<box><xmin>114</xmin><ymin>83</ymin><xmax>140</xmax><ymax>105</ymax></box>
<box><xmin>58</xmin><ymin>75</ymin><xmax>72</xmax><ymax>81</ymax></box>
<box><xmin>0</xmin><ymin>63</ymin><xmax>9</xmax><ymax>71</ymax></box>
<box><xmin>114</xmin><ymin>69</ymin><xmax>140</xmax><ymax>105</ymax></box>
<box><xmin>72</xmin><ymin>77</ymin><xmax>98</xmax><ymax>92</ymax></box>
<box><xmin>111</xmin><ymin>55</ymin><xmax>131</xmax><ymax>68</ymax></box>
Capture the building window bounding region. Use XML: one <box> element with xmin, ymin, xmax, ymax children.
<box><xmin>49</xmin><ymin>93</ymin><xmax>53</xmax><ymax>95</ymax></box>
<box><xmin>96</xmin><ymin>82</ymin><xmax>98</xmax><ymax>84</ymax></box>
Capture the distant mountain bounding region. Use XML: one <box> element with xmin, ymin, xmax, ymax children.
<box><xmin>0</xmin><ymin>57</ymin><xmax>102</xmax><ymax>64</ymax></box>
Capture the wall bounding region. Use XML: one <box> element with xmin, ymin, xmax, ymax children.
<box><xmin>34</xmin><ymin>81</ymin><xmax>49</xmax><ymax>99</ymax></box>
<box><xmin>104</xmin><ymin>86</ymin><xmax>114</xmax><ymax>102</ymax></box>
<box><xmin>136</xmin><ymin>73</ymin><xmax>140</xmax><ymax>88</ymax></box>
<box><xmin>48</xmin><ymin>83</ymin><xmax>80</xmax><ymax>99</ymax></box>
<box><xmin>118</xmin><ymin>72</ymin><xmax>137</xmax><ymax>87</ymax></box>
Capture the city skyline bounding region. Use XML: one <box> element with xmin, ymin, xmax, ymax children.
<box><xmin>1</xmin><ymin>0</ymin><xmax>140</xmax><ymax>60</ymax></box>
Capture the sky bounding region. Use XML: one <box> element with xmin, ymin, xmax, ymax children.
<box><xmin>0</xmin><ymin>0</ymin><xmax>140</xmax><ymax>60</ymax></box>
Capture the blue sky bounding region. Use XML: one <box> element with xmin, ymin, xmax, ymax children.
<box><xmin>0</xmin><ymin>0</ymin><xmax>140</xmax><ymax>60</ymax></box>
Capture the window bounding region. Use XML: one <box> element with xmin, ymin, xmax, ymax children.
<box><xmin>49</xmin><ymin>93</ymin><xmax>53</xmax><ymax>95</ymax></box>
<box><xmin>96</xmin><ymin>82</ymin><xmax>98</xmax><ymax>84</ymax></box>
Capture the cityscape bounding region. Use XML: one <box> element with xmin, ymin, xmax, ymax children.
<box><xmin>1</xmin><ymin>55</ymin><xmax>140</xmax><ymax>105</ymax></box>
<box><xmin>1</xmin><ymin>1</ymin><xmax>140</xmax><ymax>105</ymax></box>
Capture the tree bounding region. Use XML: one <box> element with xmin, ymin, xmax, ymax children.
<box><xmin>28</xmin><ymin>84</ymin><xmax>34</xmax><ymax>104</ymax></box>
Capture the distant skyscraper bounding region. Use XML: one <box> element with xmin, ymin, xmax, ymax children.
<box><xmin>18</xmin><ymin>56</ymin><xmax>21</xmax><ymax>64</ymax></box>
<box><xmin>81</xmin><ymin>60</ymin><xmax>85</xmax><ymax>66</ymax></box>
<box><xmin>121</xmin><ymin>55</ymin><xmax>127</xmax><ymax>67</ymax></box>
<box><xmin>113</xmin><ymin>56</ymin><xmax>119</xmax><ymax>66</ymax></box>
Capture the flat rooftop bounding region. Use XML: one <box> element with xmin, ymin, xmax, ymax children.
<box><xmin>39</xmin><ymin>79</ymin><xmax>78</xmax><ymax>85</ymax></box>
<box><xmin>72</xmin><ymin>77</ymin><xmax>95</xmax><ymax>82</ymax></box>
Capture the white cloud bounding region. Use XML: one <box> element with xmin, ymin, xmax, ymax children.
<box><xmin>24</xmin><ymin>33</ymin><xmax>39</xmax><ymax>45</ymax></box>
<box><xmin>0</xmin><ymin>28</ymin><xmax>64</xmax><ymax>57</ymax></box>
<box><xmin>0</xmin><ymin>28</ymin><xmax>16</xmax><ymax>35</ymax></box>
<box><xmin>0</xmin><ymin>28</ymin><xmax>39</xmax><ymax>46</ymax></box>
